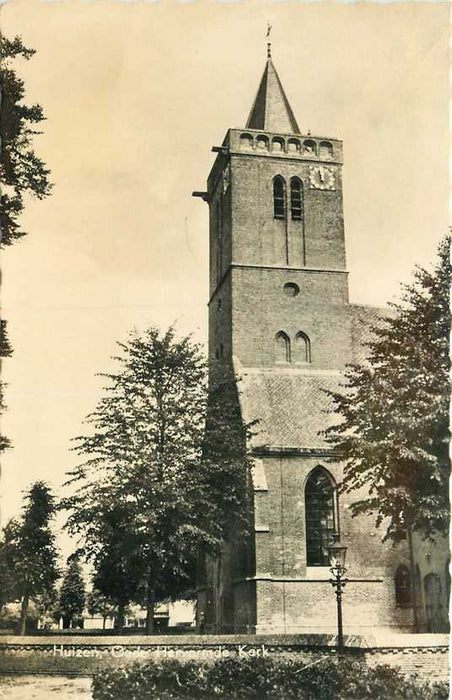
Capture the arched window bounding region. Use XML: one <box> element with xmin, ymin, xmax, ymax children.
<box><xmin>273</xmin><ymin>176</ymin><xmax>286</xmax><ymax>220</ymax></box>
<box><xmin>395</xmin><ymin>565</ymin><xmax>412</xmax><ymax>606</ymax></box>
<box><xmin>275</xmin><ymin>331</ymin><xmax>290</xmax><ymax>363</ymax></box>
<box><xmin>272</xmin><ymin>137</ymin><xmax>285</xmax><ymax>152</ymax></box>
<box><xmin>319</xmin><ymin>141</ymin><xmax>333</xmax><ymax>160</ymax></box>
<box><xmin>290</xmin><ymin>178</ymin><xmax>303</xmax><ymax>221</ymax></box>
<box><xmin>305</xmin><ymin>467</ymin><xmax>336</xmax><ymax>566</ymax></box>
<box><xmin>295</xmin><ymin>331</ymin><xmax>311</xmax><ymax>363</ymax></box>
<box><xmin>303</xmin><ymin>139</ymin><xmax>317</xmax><ymax>156</ymax></box>
<box><xmin>239</xmin><ymin>133</ymin><xmax>253</xmax><ymax>149</ymax></box>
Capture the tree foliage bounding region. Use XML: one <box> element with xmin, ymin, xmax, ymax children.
<box><xmin>91</xmin><ymin>655</ymin><xmax>449</xmax><ymax>700</ymax></box>
<box><xmin>32</xmin><ymin>589</ymin><xmax>59</xmax><ymax>630</ymax></box>
<box><xmin>87</xmin><ymin>587</ymin><xmax>117</xmax><ymax>630</ymax></box>
<box><xmin>1</xmin><ymin>35</ymin><xmax>52</xmax><ymax>452</ymax></box>
<box><xmin>58</xmin><ymin>555</ymin><xmax>86</xmax><ymax>628</ymax></box>
<box><xmin>0</xmin><ymin>320</ymin><xmax>13</xmax><ymax>453</ymax></box>
<box><xmin>1</xmin><ymin>481</ymin><xmax>60</xmax><ymax>634</ymax></box>
<box><xmin>63</xmin><ymin>327</ymin><xmax>252</xmax><ymax>633</ymax></box>
<box><xmin>0</xmin><ymin>526</ymin><xmax>19</xmax><ymax>610</ymax></box>
<box><xmin>324</xmin><ymin>235</ymin><xmax>451</xmax><ymax>543</ymax></box>
<box><xmin>0</xmin><ymin>36</ymin><xmax>52</xmax><ymax>246</ymax></box>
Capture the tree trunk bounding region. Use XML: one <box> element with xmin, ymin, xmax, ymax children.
<box><xmin>407</xmin><ymin>527</ymin><xmax>419</xmax><ymax>633</ymax></box>
<box><xmin>102</xmin><ymin>616</ymin><xmax>106</xmax><ymax>630</ymax></box>
<box><xmin>18</xmin><ymin>590</ymin><xmax>29</xmax><ymax>636</ymax></box>
<box><xmin>145</xmin><ymin>582</ymin><xmax>155</xmax><ymax>635</ymax></box>
<box><xmin>115</xmin><ymin>602</ymin><xmax>125</xmax><ymax>633</ymax></box>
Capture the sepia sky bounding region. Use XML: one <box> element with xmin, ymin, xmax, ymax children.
<box><xmin>1</xmin><ymin>1</ymin><xmax>449</xmax><ymax>534</ymax></box>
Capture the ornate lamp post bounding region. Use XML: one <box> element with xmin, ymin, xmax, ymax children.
<box><xmin>327</xmin><ymin>533</ymin><xmax>348</xmax><ymax>653</ymax></box>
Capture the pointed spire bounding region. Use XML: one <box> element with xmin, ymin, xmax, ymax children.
<box><xmin>246</xmin><ymin>53</ymin><xmax>301</xmax><ymax>135</ymax></box>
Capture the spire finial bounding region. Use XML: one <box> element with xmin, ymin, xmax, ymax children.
<box><xmin>266</xmin><ymin>21</ymin><xmax>272</xmax><ymax>59</ymax></box>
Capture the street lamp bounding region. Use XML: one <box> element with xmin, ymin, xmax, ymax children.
<box><xmin>327</xmin><ymin>533</ymin><xmax>348</xmax><ymax>653</ymax></box>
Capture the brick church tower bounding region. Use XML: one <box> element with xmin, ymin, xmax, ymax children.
<box><xmin>193</xmin><ymin>50</ymin><xmax>449</xmax><ymax>635</ymax></box>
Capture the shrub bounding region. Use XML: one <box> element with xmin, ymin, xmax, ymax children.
<box><xmin>91</xmin><ymin>655</ymin><xmax>449</xmax><ymax>700</ymax></box>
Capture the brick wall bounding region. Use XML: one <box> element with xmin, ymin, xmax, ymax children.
<box><xmin>0</xmin><ymin>635</ymin><xmax>448</xmax><ymax>682</ymax></box>
<box><xmin>200</xmin><ymin>106</ymin><xmax>450</xmax><ymax>641</ymax></box>
<box><xmin>244</xmin><ymin>452</ymin><xmax>417</xmax><ymax>634</ymax></box>
<box><xmin>364</xmin><ymin>646</ymin><xmax>449</xmax><ymax>682</ymax></box>
<box><xmin>229</xmin><ymin>154</ymin><xmax>346</xmax><ymax>271</ymax></box>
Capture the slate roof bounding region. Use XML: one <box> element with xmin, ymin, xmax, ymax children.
<box><xmin>246</xmin><ymin>58</ymin><xmax>301</xmax><ymax>134</ymax></box>
<box><xmin>238</xmin><ymin>369</ymin><xmax>342</xmax><ymax>450</ymax></box>
<box><xmin>237</xmin><ymin>303</ymin><xmax>389</xmax><ymax>451</ymax></box>
<box><xmin>349</xmin><ymin>303</ymin><xmax>389</xmax><ymax>365</ymax></box>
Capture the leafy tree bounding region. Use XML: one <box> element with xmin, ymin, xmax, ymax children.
<box><xmin>0</xmin><ymin>525</ymin><xmax>20</xmax><ymax>611</ymax></box>
<box><xmin>0</xmin><ymin>320</ymin><xmax>13</xmax><ymax>454</ymax></box>
<box><xmin>87</xmin><ymin>587</ymin><xmax>117</xmax><ymax>630</ymax></box>
<box><xmin>58</xmin><ymin>555</ymin><xmax>86</xmax><ymax>629</ymax></box>
<box><xmin>88</xmin><ymin>509</ymin><xmax>147</xmax><ymax>632</ymax></box>
<box><xmin>0</xmin><ymin>36</ymin><xmax>52</xmax><ymax>247</ymax></box>
<box><xmin>1</xmin><ymin>36</ymin><xmax>52</xmax><ymax>456</ymax></box>
<box><xmin>0</xmin><ymin>321</ymin><xmax>12</xmax><ymax>358</ymax></box>
<box><xmin>31</xmin><ymin>590</ymin><xmax>59</xmax><ymax>630</ymax></box>
<box><xmin>324</xmin><ymin>235</ymin><xmax>450</xmax><ymax>544</ymax></box>
<box><xmin>64</xmin><ymin>327</ymin><xmax>252</xmax><ymax>633</ymax></box>
<box><xmin>3</xmin><ymin>481</ymin><xmax>60</xmax><ymax>634</ymax></box>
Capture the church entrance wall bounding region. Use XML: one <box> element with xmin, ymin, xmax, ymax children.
<box><xmin>246</xmin><ymin>453</ymin><xmax>416</xmax><ymax>635</ymax></box>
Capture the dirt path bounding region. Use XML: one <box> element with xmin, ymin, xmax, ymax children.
<box><xmin>0</xmin><ymin>676</ymin><xmax>92</xmax><ymax>699</ymax></box>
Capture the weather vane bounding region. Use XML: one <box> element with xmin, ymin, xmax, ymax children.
<box><xmin>267</xmin><ymin>21</ymin><xmax>272</xmax><ymax>58</ymax></box>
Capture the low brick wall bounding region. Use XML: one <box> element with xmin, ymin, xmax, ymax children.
<box><xmin>364</xmin><ymin>644</ymin><xmax>449</xmax><ymax>682</ymax></box>
<box><xmin>0</xmin><ymin>633</ymin><xmax>448</xmax><ymax>682</ymax></box>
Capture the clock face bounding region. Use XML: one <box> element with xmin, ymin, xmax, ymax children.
<box><xmin>309</xmin><ymin>166</ymin><xmax>335</xmax><ymax>191</ymax></box>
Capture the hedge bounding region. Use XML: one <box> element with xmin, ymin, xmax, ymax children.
<box><xmin>91</xmin><ymin>655</ymin><xmax>449</xmax><ymax>699</ymax></box>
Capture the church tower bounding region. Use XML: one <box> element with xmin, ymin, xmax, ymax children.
<box><xmin>193</xmin><ymin>49</ymin><xmax>447</xmax><ymax>635</ymax></box>
<box><xmin>195</xmin><ymin>51</ymin><xmax>350</xmax><ymax>377</ymax></box>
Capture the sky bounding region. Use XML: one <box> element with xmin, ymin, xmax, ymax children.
<box><xmin>0</xmin><ymin>1</ymin><xmax>449</xmax><ymax>537</ymax></box>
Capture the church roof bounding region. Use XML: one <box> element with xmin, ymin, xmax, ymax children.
<box><xmin>238</xmin><ymin>369</ymin><xmax>340</xmax><ymax>451</ymax></box>
<box><xmin>236</xmin><ymin>304</ymin><xmax>388</xmax><ymax>451</ymax></box>
<box><xmin>246</xmin><ymin>58</ymin><xmax>301</xmax><ymax>135</ymax></box>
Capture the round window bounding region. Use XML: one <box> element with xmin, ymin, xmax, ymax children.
<box><xmin>283</xmin><ymin>283</ymin><xmax>300</xmax><ymax>297</ymax></box>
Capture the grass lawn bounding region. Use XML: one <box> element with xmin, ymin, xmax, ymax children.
<box><xmin>0</xmin><ymin>675</ymin><xmax>92</xmax><ymax>699</ymax></box>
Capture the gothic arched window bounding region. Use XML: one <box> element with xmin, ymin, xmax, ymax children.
<box><xmin>275</xmin><ymin>331</ymin><xmax>290</xmax><ymax>363</ymax></box>
<box><xmin>290</xmin><ymin>178</ymin><xmax>303</xmax><ymax>221</ymax></box>
<box><xmin>395</xmin><ymin>565</ymin><xmax>412</xmax><ymax>606</ymax></box>
<box><xmin>273</xmin><ymin>176</ymin><xmax>286</xmax><ymax>220</ymax></box>
<box><xmin>295</xmin><ymin>331</ymin><xmax>311</xmax><ymax>363</ymax></box>
<box><xmin>305</xmin><ymin>467</ymin><xmax>336</xmax><ymax>566</ymax></box>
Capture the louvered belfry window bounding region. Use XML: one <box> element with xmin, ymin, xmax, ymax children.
<box><xmin>273</xmin><ymin>176</ymin><xmax>286</xmax><ymax>219</ymax></box>
<box><xmin>290</xmin><ymin>177</ymin><xmax>303</xmax><ymax>221</ymax></box>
